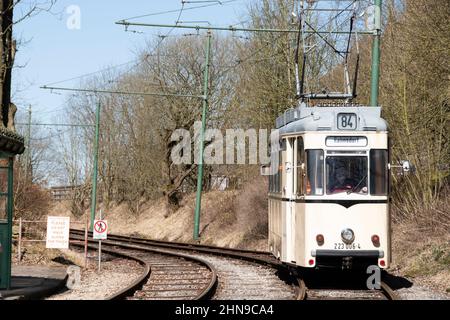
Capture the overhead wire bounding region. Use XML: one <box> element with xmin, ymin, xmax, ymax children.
<box><xmin>43</xmin><ymin>2</ymin><xmax>187</xmax><ymax>92</ymax></box>
<box><xmin>215</xmin><ymin>0</ymin><xmax>357</xmax><ymax>80</ymax></box>
<box><xmin>299</xmin><ymin>0</ymin><xmax>359</xmax><ymax>95</ymax></box>
<box><xmin>43</xmin><ymin>0</ymin><xmax>366</xmax><ymax>99</ymax></box>
<box><xmin>120</xmin><ymin>0</ymin><xmax>240</xmax><ymax>21</ymax></box>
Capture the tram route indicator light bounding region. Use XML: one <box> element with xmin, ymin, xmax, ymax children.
<box><xmin>316</xmin><ymin>234</ymin><xmax>324</xmax><ymax>246</ymax></box>
<box><xmin>371</xmin><ymin>235</ymin><xmax>380</xmax><ymax>247</ymax></box>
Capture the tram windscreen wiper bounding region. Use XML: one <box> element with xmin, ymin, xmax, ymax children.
<box><xmin>347</xmin><ymin>175</ymin><xmax>367</xmax><ymax>195</ymax></box>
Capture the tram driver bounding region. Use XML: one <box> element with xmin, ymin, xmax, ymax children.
<box><xmin>329</xmin><ymin>167</ymin><xmax>353</xmax><ymax>193</ymax></box>
<box><xmin>328</xmin><ymin>162</ymin><xmax>368</xmax><ymax>195</ymax></box>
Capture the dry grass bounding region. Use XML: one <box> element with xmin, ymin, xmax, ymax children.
<box><xmin>47</xmin><ymin>179</ymin><xmax>269</xmax><ymax>251</ymax></box>
<box><xmin>390</xmin><ymin>222</ymin><xmax>450</xmax><ymax>293</ymax></box>
<box><xmin>389</xmin><ymin>190</ymin><xmax>450</xmax><ymax>294</ymax></box>
<box><xmin>234</xmin><ymin>176</ymin><xmax>268</xmax><ymax>242</ymax></box>
<box><xmin>12</xmin><ymin>242</ymin><xmax>75</xmax><ymax>267</ymax></box>
<box><xmin>391</xmin><ymin>187</ymin><xmax>450</xmax><ymax>232</ymax></box>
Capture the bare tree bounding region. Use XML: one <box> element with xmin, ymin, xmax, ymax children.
<box><xmin>1</xmin><ymin>0</ymin><xmax>57</xmax><ymax>130</ymax></box>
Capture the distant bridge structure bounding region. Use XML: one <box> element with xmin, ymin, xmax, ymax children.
<box><xmin>49</xmin><ymin>185</ymin><xmax>82</xmax><ymax>201</ymax></box>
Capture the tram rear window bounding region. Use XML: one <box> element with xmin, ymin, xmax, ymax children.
<box><xmin>370</xmin><ymin>150</ymin><xmax>388</xmax><ymax>196</ymax></box>
<box><xmin>306</xmin><ymin>150</ymin><xmax>324</xmax><ymax>195</ymax></box>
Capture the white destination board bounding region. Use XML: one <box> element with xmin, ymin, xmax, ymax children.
<box><xmin>326</xmin><ymin>136</ymin><xmax>368</xmax><ymax>147</ymax></box>
<box><xmin>46</xmin><ymin>216</ymin><xmax>70</xmax><ymax>249</ymax></box>
<box><xmin>93</xmin><ymin>220</ymin><xmax>108</xmax><ymax>240</ymax></box>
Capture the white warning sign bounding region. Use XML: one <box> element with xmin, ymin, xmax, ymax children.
<box><xmin>46</xmin><ymin>216</ymin><xmax>70</xmax><ymax>249</ymax></box>
<box><xmin>93</xmin><ymin>220</ymin><xmax>107</xmax><ymax>240</ymax></box>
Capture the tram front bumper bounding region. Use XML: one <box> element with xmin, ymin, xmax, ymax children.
<box><xmin>311</xmin><ymin>250</ymin><xmax>384</xmax><ymax>258</ymax></box>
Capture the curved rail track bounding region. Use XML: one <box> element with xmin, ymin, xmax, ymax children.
<box><xmin>295</xmin><ymin>270</ymin><xmax>399</xmax><ymax>300</ymax></box>
<box><xmin>301</xmin><ymin>285</ymin><xmax>398</xmax><ymax>300</ymax></box>
<box><xmin>69</xmin><ymin>229</ymin><xmax>399</xmax><ymax>301</ymax></box>
<box><xmin>112</xmin><ymin>248</ymin><xmax>217</xmax><ymax>300</ymax></box>
<box><xmin>70</xmin><ymin>238</ymin><xmax>217</xmax><ymax>300</ymax></box>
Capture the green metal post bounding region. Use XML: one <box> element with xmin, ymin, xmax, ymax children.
<box><xmin>90</xmin><ymin>101</ymin><xmax>101</xmax><ymax>231</ymax></box>
<box><xmin>370</xmin><ymin>0</ymin><xmax>382</xmax><ymax>107</ymax></box>
<box><xmin>193</xmin><ymin>31</ymin><xmax>212</xmax><ymax>241</ymax></box>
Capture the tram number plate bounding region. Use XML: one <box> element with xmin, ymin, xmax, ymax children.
<box><xmin>337</xmin><ymin>113</ymin><xmax>357</xmax><ymax>130</ymax></box>
<box><xmin>334</xmin><ymin>243</ymin><xmax>361</xmax><ymax>250</ymax></box>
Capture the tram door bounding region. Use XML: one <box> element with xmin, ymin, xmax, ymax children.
<box><xmin>283</xmin><ymin>138</ymin><xmax>296</xmax><ymax>263</ymax></box>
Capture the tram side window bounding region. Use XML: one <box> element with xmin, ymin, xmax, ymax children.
<box><xmin>273</xmin><ymin>154</ymin><xmax>276</xmax><ymax>192</ymax></box>
<box><xmin>370</xmin><ymin>150</ymin><xmax>388</xmax><ymax>195</ymax></box>
<box><xmin>305</xmin><ymin>150</ymin><xmax>324</xmax><ymax>195</ymax></box>
<box><xmin>274</xmin><ymin>140</ymin><xmax>285</xmax><ymax>194</ymax></box>
<box><xmin>297</xmin><ymin>138</ymin><xmax>305</xmax><ymax>195</ymax></box>
<box><xmin>268</xmin><ymin>160</ymin><xmax>272</xmax><ymax>193</ymax></box>
<box><xmin>269</xmin><ymin>151</ymin><xmax>275</xmax><ymax>193</ymax></box>
<box><xmin>275</xmin><ymin>149</ymin><xmax>282</xmax><ymax>193</ymax></box>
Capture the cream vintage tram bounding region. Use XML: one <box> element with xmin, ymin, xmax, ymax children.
<box><xmin>266</xmin><ymin>102</ymin><xmax>391</xmax><ymax>270</ymax></box>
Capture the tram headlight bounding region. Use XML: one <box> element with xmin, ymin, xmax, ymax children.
<box><xmin>341</xmin><ymin>228</ymin><xmax>355</xmax><ymax>244</ymax></box>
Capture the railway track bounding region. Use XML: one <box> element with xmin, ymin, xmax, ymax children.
<box><xmin>69</xmin><ymin>230</ymin><xmax>298</xmax><ymax>300</ymax></box>
<box><xmin>300</xmin><ymin>286</ymin><xmax>398</xmax><ymax>300</ymax></box>
<box><xmin>295</xmin><ymin>270</ymin><xmax>399</xmax><ymax>300</ymax></box>
<box><xmin>70</xmin><ymin>239</ymin><xmax>217</xmax><ymax>300</ymax></box>
<box><xmin>130</xmin><ymin>254</ymin><xmax>214</xmax><ymax>300</ymax></box>
<box><xmin>69</xmin><ymin>229</ymin><xmax>399</xmax><ymax>301</ymax></box>
<box><xmin>110</xmin><ymin>248</ymin><xmax>217</xmax><ymax>300</ymax></box>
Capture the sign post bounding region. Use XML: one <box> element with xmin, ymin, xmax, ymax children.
<box><xmin>84</xmin><ymin>216</ymin><xmax>88</xmax><ymax>268</ymax></box>
<box><xmin>93</xmin><ymin>211</ymin><xmax>107</xmax><ymax>272</ymax></box>
<box><xmin>98</xmin><ymin>235</ymin><xmax>101</xmax><ymax>272</ymax></box>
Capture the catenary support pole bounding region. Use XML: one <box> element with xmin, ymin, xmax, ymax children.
<box><xmin>370</xmin><ymin>0</ymin><xmax>382</xmax><ymax>107</ymax></box>
<box><xmin>193</xmin><ymin>31</ymin><xmax>212</xmax><ymax>241</ymax></box>
<box><xmin>90</xmin><ymin>101</ymin><xmax>101</xmax><ymax>231</ymax></box>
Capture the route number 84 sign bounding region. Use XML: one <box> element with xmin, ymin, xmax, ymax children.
<box><xmin>93</xmin><ymin>220</ymin><xmax>108</xmax><ymax>240</ymax></box>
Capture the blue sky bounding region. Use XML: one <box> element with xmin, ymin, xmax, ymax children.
<box><xmin>12</xmin><ymin>0</ymin><xmax>252</xmax><ymax>123</ymax></box>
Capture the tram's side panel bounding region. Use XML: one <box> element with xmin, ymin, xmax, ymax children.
<box><xmin>294</xmin><ymin>202</ymin><xmax>306</xmax><ymax>266</ymax></box>
<box><xmin>268</xmin><ymin>197</ymin><xmax>282</xmax><ymax>259</ymax></box>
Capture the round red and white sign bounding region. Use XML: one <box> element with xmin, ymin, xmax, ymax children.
<box><xmin>94</xmin><ymin>220</ymin><xmax>107</xmax><ymax>233</ymax></box>
<box><xmin>93</xmin><ymin>220</ymin><xmax>108</xmax><ymax>240</ymax></box>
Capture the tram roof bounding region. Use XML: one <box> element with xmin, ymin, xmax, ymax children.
<box><xmin>276</xmin><ymin>103</ymin><xmax>388</xmax><ymax>134</ymax></box>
